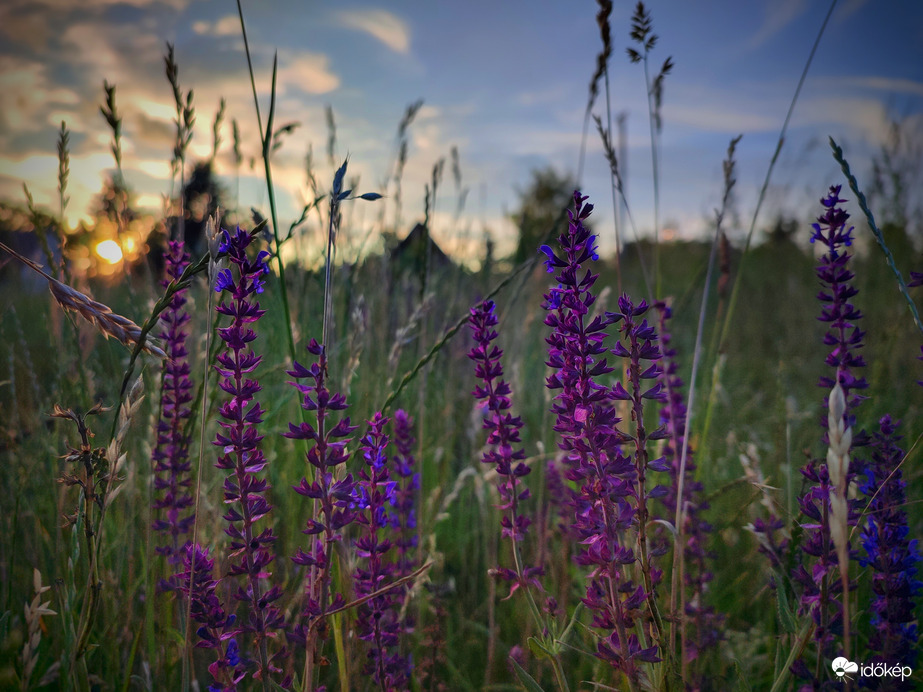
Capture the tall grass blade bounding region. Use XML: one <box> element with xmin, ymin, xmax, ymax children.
<box><xmin>829</xmin><ymin>136</ymin><xmax>923</xmax><ymax>337</ymax></box>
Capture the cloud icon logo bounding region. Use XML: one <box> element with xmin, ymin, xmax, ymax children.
<box><xmin>831</xmin><ymin>657</ymin><xmax>859</xmax><ymax>678</ymax></box>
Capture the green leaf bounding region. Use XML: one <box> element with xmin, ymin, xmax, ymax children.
<box><xmin>527</xmin><ymin>635</ymin><xmax>554</xmax><ymax>660</ymax></box>
<box><xmin>510</xmin><ymin>656</ymin><xmax>547</xmax><ymax>692</ymax></box>
<box><xmin>733</xmin><ymin>659</ymin><xmax>753</xmax><ymax>692</ymax></box>
<box><xmin>769</xmin><ymin>620</ymin><xmax>814</xmax><ymax>692</ymax></box>
<box><xmin>773</xmin><ymin>568</ymin><xmax>797</xmax><ymax>634</ymax></box>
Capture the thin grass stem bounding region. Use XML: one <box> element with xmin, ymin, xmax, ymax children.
<box><xmin>829</xmin><ymin>137</ymin><xmax>923</xmax><ymax>337</ymax></box>
<box><xmin>700</xmin><ymin>0</ymin><xmax>838</xmax><ymax>460</ymax></box>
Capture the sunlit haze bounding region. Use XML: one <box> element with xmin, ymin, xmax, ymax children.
<box><xmin>1</xmin><ymin>0</ymin><xmax>921</xmax><ymax>260</ymax></box>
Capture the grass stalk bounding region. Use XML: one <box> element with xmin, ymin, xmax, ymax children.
<box><xmin>378</xmin><ymin>256</ymin><xmax>536</xmax><ymax>414</ymax></box>
<box><xmin>700</xmin><ymin>0</ymin><xmax>838</xmax><ymax>461</ymax></box>
<box><xmin>236</xmin><ymin>1</ymin><xmax>298</xmax><ymax>365</ymax></box>
<box><xmin>829</xmin><ymin>137</ymin><xmax>923</xmax><ymax>337</ymax></box>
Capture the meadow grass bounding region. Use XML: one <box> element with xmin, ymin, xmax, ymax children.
<box><xmin>0</xmin><ymin>2</ymin><xmax>921</xmax><ymax>691</ymax></box>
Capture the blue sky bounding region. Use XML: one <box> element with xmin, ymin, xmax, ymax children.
<box><xmin>1</xmin><ymin>0</ymin><xmax>921</xmax><ymax>260</ymax></box>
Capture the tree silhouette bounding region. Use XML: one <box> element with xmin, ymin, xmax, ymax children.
<box><xmin>511</xmin><ymin>166</ymin><xmax>580</xmax><ymax>264</ymax></box>
<box><xmin>91</xmin><ymin>174</ymin><xmax>135</xmax><ymax>224</ymax></box>
<box><xmin>173</xmin><ymin>159</ymin><xmax>227</xmax><ymax>256</ymax></box>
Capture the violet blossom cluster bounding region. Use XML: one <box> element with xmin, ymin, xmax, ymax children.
<box><xmin>859</xmin><ymin>416</ymin><xmax>921</xmax><ymax>669</ymax></box>
<box><xmin>283</xmin><ymin>339</ymin><xmax>357</xmax><ymax>649</ymax></box>
<box><xmin>468</xmin><ymin>299</ymin><xmax>542</xmax><ymax>596</ymax></box>
<box><xmin>353</xmin><ymin>412</ymin><xmax>411</xmax><ymax>690</ymax></box>
<box><xmin>610</xmin><ymin>295</ymin><xmax>668</xmax><ymax>586</ymax></box>
<box><xmin>176</xmin><ymin>543</ymin><xmax>245</xmax><ymax>691</ymax></box>
<box><xmin>152</xmin><ymin>240</ymin><xmax>194</xmax><ymax>580</ymax></box>
<box><xmin>655</xmin><ymin>303</ymin><xmax>720</xmax><ymax>661</ymax></box>
<box><xmin>212</xmin><ymin>226</ymin><xmax>285</xmax><ymax>685</ymax></box>
<box><xmin>809</xmin><ymin>185</ymin><xmax>868</xmax><ymax>439</ymax></box>
<box><xmin>541</xmin><ymin>191</ymin><xmax>657</xmax><ymax>679</ymax></box>
<box><xmin>792</xmin><ymin>187</ymin><xmax>866</xmax><ymax>683</ymax></box>
<box><xmin>389</xmin><ymin>409</ymin><xmax>419</xmax><ymax>584</ymax></box>
<box><xmin>388</xmin><ymin>409</ymin><xmax>419</xmax><ymax>657</ymax></box>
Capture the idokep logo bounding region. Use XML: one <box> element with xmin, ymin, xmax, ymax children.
<box><xmin>831</xmin><ymin>657</ymin><xmax>858</xmax><ymax>679</ymax></box>
<box><xmin>831</xmin><ymin>656</ymin><xmax>913</xmax><ymax>683</ymax></box>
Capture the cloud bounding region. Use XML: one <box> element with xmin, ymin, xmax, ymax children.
<box><xmin>192</xmin><ymin>15</ymin><xmax>241</xmax><ymax>37</ymax></box>
<box><xmin>277</xmin><ymin>52</ymin><xmax>340</xmax><ymax>95</ymax></box>
<box><xmin>747</xmin><ymin>0</ymin><xmax>809</xmax><ymax>49</ymax></box>
<box><xmin>3</xmin><ymin>0</ymin><xmax>189</xmax><ymax>11</ymax></box>
<box><xmin>0</xmin><ymin>56</ymin><xmax>80</xmax><ymax>134</ymax></box>
<box><xmin>59</xmin><ymin>20</ymin><xmax>163</xmax><ymax>86</ymax></box>
<box><xmin>843</xmin><ymin>76</ymin><xmax>923</xmax><ymax>97</ymax></box>
<box><xmin>798</xmin><ymin>95</ymin><xmax>891</xmax><ymax>144</ymax></box>
<box><xmin>836</xmin><ymin>0</ymin><xmax>869</xmax><ymax>21</ymax></box>
<box><xmin>0</xmin><ymin>9</ymin><xmax>53</xmax><ymax>51</ymax></box>
<box><xmin>335</xmin><ymin>9</ymin><xmax>411</xmax><ymax>55</ymax></box>
<box><xmin>668</xmin><ymin>101</ymin><xmax>781</xmax><ymax>133</ymax></box>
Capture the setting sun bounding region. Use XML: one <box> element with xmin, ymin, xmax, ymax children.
<box><xmin>95</xmin><ymin>239</ymin><xmax>123</xmax><ymax>264</ymax></box>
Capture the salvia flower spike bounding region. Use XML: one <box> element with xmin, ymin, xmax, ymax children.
<box><xmin>176</xmin><ymin>543</ymin><xmax>245</xmax><ymax>691</ymax></box>
<box><xmin>283</xmin><ymin>337</ymin><xmax>357</xmax><ymax>681</ymax></box>
<box><xmin>469</xmin><ymin>299</ymin><xmax>542</xmax><ymax>597</ymax></box>
<box><xmin>212</xmin><ymin>225</ymin><xmax>285</xmax><ymax>688</ymax></box>
<box><xmin>152</xmin><ymin>240</ymin><xmax>195</xmax><ymax>582</ymax></box>
<box><xmin>792</xmin><ymin>187</ymin><xmax>866</xmax><ymax>683</ymax></box>
<box><xmin>542</xmin><ymin>192</ymin><xmax>657</xmax><ymax>682</ymax></box>
<box><xmin>859</xmin><ymin>416</ymin><xmax>922</xmax><ymax>668</ymax></box>
<box><xmin>353</xmin><ymin>412</ymin><xmax>412</xmax><ymax>689</ymax></box>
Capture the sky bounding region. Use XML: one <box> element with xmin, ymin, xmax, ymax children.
<box><xmin>1</xmin><ymin>0</ymin><xmax>922</xmax><ymax>261</ymax></box>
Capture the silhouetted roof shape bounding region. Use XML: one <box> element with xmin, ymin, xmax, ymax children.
<box><xmin>391</xmin><ymin>223</ymin><xmax>452</xmax><ymax>273</ymax></box>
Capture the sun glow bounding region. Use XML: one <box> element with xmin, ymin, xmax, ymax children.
<box><xmin>95</xmin><ymin>239</ymin><xmax>123</xmax><ymax>264</ymax></box>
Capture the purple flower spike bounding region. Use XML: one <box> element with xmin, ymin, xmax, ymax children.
<box><xmin>212</xmin><ymin>226</ymin><xmax>285</xmax><ymax>685</ymax></box>
<box><xmin>175</xmin><ymin>543</ymin><xmax>246</xmax><ymax>692</ymax></box>
<box><xmin>152</xmin><ymin>240</ymin><xmax>195</xmax><ymax>582</ymax></box>
<box><xmin>792</xmin><ymin>188</ymin><xmax>868</xmax><ymax>686</ymax></box>
<box><xmin>542</xmin><ymin>191</ymin><xmax>654</xmax><ymax>680</ymax></box>
<box><xmin>390</xmin><ymin>410</ymin><xmax>420</xmax><ymax>582</ymax></box>
<box><xmin>354</xmin><ymin>413</ymin><xmax>412</xmax><ymax>690</ymax></box>
<box><xmin>859</xmin><ymin>416</ymin><xmax>921</xmax><ymax>669</ymax></box>
<box><xmin>388</xmin><ymin>409</ymin><xmax>420</xmax><ymax>672</ymax></box>
<box><xmin>654</xmin><ymin>303</ymin><xmax>721</xmax><ymax>665</ymax></box>
<box><xmin>811</xmin><ymin>185</ymin><xmax>868</xmax><ymax>437</ymax></box>
<box><xmin>610</xmin><ymin>294</ymin><xmax>668</xmax><ymax>586</ymax></box>
<box><xmin>284</xmin><ymin>339</ymin><xmax>358</xmax><ymax>658</ymax></box>
<box><xmin>468</xmin><ymin>300</ymin><xmax>542</xmax><ymax>599</ymax></box>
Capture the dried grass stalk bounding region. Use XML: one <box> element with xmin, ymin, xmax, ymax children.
<box><xmin>21</xmin><ymin>568</ymin><xmax>57</xmax><ymax>690</ymax></box>
<box><xmin>0</xmin><ymin>240</ymin><xmax>165</xmax><ymax>358</ymax></box>
<box><xmin>826</xmin><ymin>381</ymin><xmax>853</xmax><ymax>654</ymax></box>
<box><xmin>106</xmin><ymin>374</ymin><xmax>145</xmax><ymax>505</ymax></box>
<box><xmin>49</xmin><ymin>281</ymin><xmax>166</xmax><ymax>358</ymax></box>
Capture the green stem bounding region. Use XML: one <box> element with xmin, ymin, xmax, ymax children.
<box><xmin>829</xmin><ymin>136</ymin><xmax>923</xmax><ymax>337</ymax></box>
<box><xmin>236</xmin><ymin>1</ymin><xmax>298</xmax><ymax>365</ymax></box>
<box><xmin>378</xmin><ymin>257</ymin><xmax>535</xmax><ymax>414</ymax></box>
<box><xmin>700</xmin><ymin>0</ymin><xmax>838</xmax><ymax>459</ymax></box>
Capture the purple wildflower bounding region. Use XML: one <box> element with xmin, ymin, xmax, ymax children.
<box><xmin>859</xmin><ymin>415</ymin><xmax>921</xmax><ymax>668</ymax></box>
<box><xmin>175</xmin><ymin>543</ymin><xmax>245</xmax><ymax>691</ymax></box>
<box><xmin>212</xmin><ymin>226</ymin><xmax>285</xmax><ymax>686</ymax></box>
<box><xmin>152</xmin><ymin>240</ymin><xmax>195</xmax><ymax>580</ymax></box>
<box><xmin>655</xmin><ymin>303</ymin><xmax>721</xmax><ymax>662</ymax></box>
<box><xmin>469</xmin><ymin>299</ymin><xmax>542</xmax><ymax>598</ymax></box>
<box><xmin>810</xmin><ymin>185</ymin><xmax>868</xmax><ymax>439</ymax></box>
<box><xmin>388</xmin><ymin>409</ymin><xmax>419</xmax><ymax>663</ymax></box>
<box><xmin>389</xmin><ymin>409</ymin><xmax>419</xmax><ymax>583</ymax></box>
<box><xmin>283</xmin><ymin>339</ymin><xmax>357</xmax><ymax>663</ymax></box>
<box><xmin>542</xmin><ymin>191</ymin><xmax>656</xmax><ymax>679</ymax></box>
<box><xmin>353</xmin><ymin>412</ymin><xmax>411</xmax><ymax>690</ymax></box>
<box><xmin>610</xmin><ymin>295</ymin><xmax>668</xmax><ymax>587</ymax></box>
<box><xmin>793</xmin><ymin>188</ymin><xmax>867</xmax><ymax>684</ymax></box>
<box><xmin>791</xmin><ymin>461</ymin><xmax>851</xmax><ymax>653</ymax></box>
